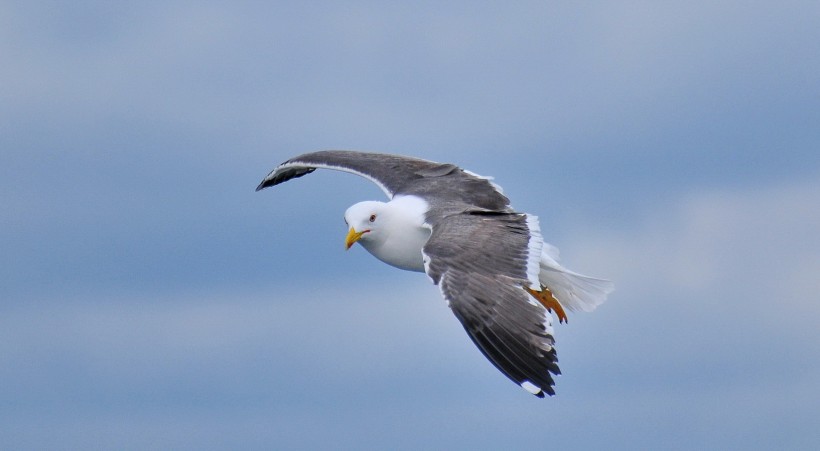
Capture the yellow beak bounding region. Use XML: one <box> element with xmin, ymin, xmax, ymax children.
<box><xmin>345</xmin><ymin>227</ymin><xmax>368</xmax><ymax>250</ymax></box>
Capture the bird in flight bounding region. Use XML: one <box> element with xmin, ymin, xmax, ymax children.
<box><xmin>257</xmin><ymin>150</ymin><xmax>613</xmax><ymax>397</ymax></box>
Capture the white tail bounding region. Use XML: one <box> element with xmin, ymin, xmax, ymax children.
<box><xmin>538</xmin><ymin>247</ymin><xmax>614</xmax><ymax>313</ymax></box>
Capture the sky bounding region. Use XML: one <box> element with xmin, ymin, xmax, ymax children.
<box><xmin>2</xmin><ymin>1</ymin><xmax>819</xmax><ymax>449</ymax></box>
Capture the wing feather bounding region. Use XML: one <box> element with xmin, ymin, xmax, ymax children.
<box><xmin>425</xmin><ymin>214</ymin><xmax>559</xmax><ymax>397</ymax></box>
<box><xmin>256</xmin><ymin>150</ymin><xmax>510</xmax><ymax>210</ymax></box>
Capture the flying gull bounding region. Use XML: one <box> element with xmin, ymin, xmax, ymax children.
<box><xmin>256</xmin><ymin>150</ymin><xmax>613</xmax><ymax>397</ymax></box>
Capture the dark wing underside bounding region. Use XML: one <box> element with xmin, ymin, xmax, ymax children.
<box><xmin>423</xmin><ymin>213</ymin><xmax>559</xmax><ymax>397</ymax></box>
<box><xmin>255</xmin><ymin>150</ymin><xmax>510</xmax><ymax>211</ymax></box>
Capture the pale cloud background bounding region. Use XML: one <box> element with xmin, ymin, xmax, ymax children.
<box><xmin>2</xmin><ymin>1</ymin><xmax>819</xmax><ymax>449</ymax></box>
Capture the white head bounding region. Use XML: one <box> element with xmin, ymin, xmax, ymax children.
<box><xmin>341</xmin><ymin>196</ymin><xmax>431</xmax><ymax>272</ymax></box>
<box><xmin>343</xmin><ymin>200</ymin><xmax>389</xmax><ymax>250</ymax></box>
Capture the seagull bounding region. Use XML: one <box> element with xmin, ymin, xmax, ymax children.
<box><xmin>256</xmin><ymin>150</ymin><xmax>613</xmax><ymax>397</ymax></box>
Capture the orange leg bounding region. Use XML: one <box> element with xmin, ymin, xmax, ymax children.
<box><xmin>525</xmin><ymin>286</ymin><xmax>568</xmax><ymax>324</ymax></box>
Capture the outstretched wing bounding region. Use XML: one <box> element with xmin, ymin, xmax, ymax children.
<box><xmin>423</xmin><ymin>212</ymin><xmax>560</xmax><ymax>397</ymax></box>
<box><xmin>256</xmin><ymin>150</ymin><xmax>455</xmax><ymax>198</ymax></box>
<box><xmin>256</xmin><ymin>150</ymin><xmax>510</xmax><ymax>211</ymax></box>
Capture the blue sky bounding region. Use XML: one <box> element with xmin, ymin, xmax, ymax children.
<box><xmin>2</xmin><ymin>1</ymin><xmax>819</xmax><ymax>449</ymax></box>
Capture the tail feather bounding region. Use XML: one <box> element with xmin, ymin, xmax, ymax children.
<box><xmin>539</xmin><ymin>248</ymin><xmax>614</xmax><ymax>313</ymax></box>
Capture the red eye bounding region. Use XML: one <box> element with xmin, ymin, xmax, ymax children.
<box><xmin>369</xmin><ymin>214</ymin><xmax>376</xmax><ymax>222</ymax></box>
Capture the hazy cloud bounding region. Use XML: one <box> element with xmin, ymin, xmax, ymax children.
<box><xmin>2</xmin><ymin>1</ymin><xmax>819</xmax><ymax>449</ymax></box>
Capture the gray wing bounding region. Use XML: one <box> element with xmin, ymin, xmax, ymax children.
<box><xmin>256</xmin><ymin>150</ymin><xmax>510</xmax><ymax>211</ymax></box>
<box><xmin>423</xmin><ymin>212</ymin><xmax>559</xmax><ymax>397</ymax></box>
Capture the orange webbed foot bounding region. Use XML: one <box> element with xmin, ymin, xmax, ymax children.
<box><xmin>525</xmin><ymin>285</ymin><xmax>568</xmax><ymax>324</ymax></box>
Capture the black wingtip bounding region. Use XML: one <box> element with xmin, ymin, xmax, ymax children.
<box><xmin>256</xmin><ymin>177</ymin><xmax>275</xmax><ymax>192</ymax></box>
<box><xmin>255</xmin><ymin>166</ymin><xmax>316</xmax><ymax>192</ymax></box>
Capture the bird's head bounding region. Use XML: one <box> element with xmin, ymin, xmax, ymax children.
<box><xmin>343</xmin><ymin>201</ymin><xmax>388</xmax><ymax>250</ymax></box>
